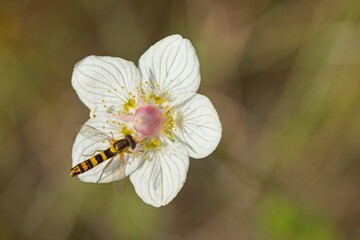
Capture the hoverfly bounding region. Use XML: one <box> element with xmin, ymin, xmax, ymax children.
<box><xmin>70</xmin><ymin>125</ymin><xmax>136</xmax><ymax>184</ymax></box>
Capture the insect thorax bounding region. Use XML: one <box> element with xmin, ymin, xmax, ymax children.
<box><xmin>113</xmin><ymin>139</ymin><xmax>130</xmax><ymax>152</ymax></box>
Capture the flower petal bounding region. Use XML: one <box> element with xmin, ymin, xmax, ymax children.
<box><xmin>72</xmin><ymin>55</ymin><xmax>141</xmax><ymax>110</ymax></box>
<box><xmin>129</xmin><ymin>142</ymin><xmax>189</xmax><ymax>207</ymax></box>
<box><xmin>139</xmin><ymin>34</ymin><xmax>200</xmax><ymax>100</ymax></box>
<box><xmin>173</xmin><ymin>93</ymin><xmax>222</xmax><ymax>158</ymax></box>
<box><xmin>72</xmin><ymin>118</ymin><xmax>140</xmax><ymax>183</ymax></box>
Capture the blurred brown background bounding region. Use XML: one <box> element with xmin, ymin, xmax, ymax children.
<box><xmin>1</xmin><ymin>0</ymin><xmax>360</xmax><ymax>239</ymax></box>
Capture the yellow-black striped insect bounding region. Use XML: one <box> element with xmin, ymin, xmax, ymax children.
<box><xmin>70</xmin><ymin>125</ymin><xmax>136</xmax><ymax>184</ymax></box>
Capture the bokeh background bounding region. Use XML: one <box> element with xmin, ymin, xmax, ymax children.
<box><xmin>1</xmin><ymin>0</ymin><xmax>360</xmax><ymax>239</ymax></box>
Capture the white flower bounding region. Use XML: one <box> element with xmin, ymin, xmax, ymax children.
<box><xmin>71</xmin><ymin>34</ymin><xmax>222</xmax><ymax>207</ymax></box>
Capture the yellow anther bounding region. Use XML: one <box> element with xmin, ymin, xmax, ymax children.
<box><xmin>149</xmin><ymin>94</ymin><xmax>165</xmax><ymax>105</ymax></box>
<box><xmin>124</xmin><ymin>98</ymin><xmax>136</xmax><ymax>112</ymax></box>
<box><xmin>163</xmin><ymin>129</ymin><xmax>175</xmax><ymax>142</ymax></box>
<box><xmin>145</xmin><ymin>138</ymin><xmax>161</xmax><ymax>149</ymax></box>
<box><xmin>154</xmin><ymin>96</ymin><xmax>164</xmax><ymax>105</ymax></box>
<box><xmin>121</xmin><ymin>127</ymin><xmax>133</xmax><ymax>135</ymax></box>
<box><xmin>162</xmin><ymin>109</ymin><xmax>175</xmax><ymax>142</ymax></box>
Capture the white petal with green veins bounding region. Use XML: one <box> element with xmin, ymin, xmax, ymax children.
<box><xmin>173</xmin><ymin>93</ymin><xmax>222</xmax><ymax>159</ymax></box>
<box><xmin>130</xmin><ymin>141</ymin><xmax>189</xmax><ymax>207</ymax></box>
<box><xmin>139</xmin><ymin>35</ymin><xmax>201</xmax><ymax>100</ymax></box>
<box><xmin>72</xmin><ymin>55</ymin><xmax>140</xmax><ymax>110</ymax></box>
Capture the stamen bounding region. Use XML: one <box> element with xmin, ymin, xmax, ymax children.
<box><xmin>124</xmin><ymin>98</ymin><xmax>136</xmax><ymax>113</ymax></box>
<box><xmin>162</xmin><ymin>108</ymin><xmax>175</xmax><ymax>141</ymax></box>
<box><xmin>145</xmin><ymin>138</ymin><xmax>161</xmax><ymax>149</ymax></box>
<box><xmin>121</xmin><ymin>126</ymin><xmax>133</xmax><ymax>135</ymax></box>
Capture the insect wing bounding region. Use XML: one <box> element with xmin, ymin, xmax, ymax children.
<box><xmin>79</xmin><ymin>124</ymin><xmax>113</xmax><ymax>141</ymax></box>
<box><xmin>113</xmin><ymin>154</ymin><xmax>127</xmax><ymax>194</ymax></box>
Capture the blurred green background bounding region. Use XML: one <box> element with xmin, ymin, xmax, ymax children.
<box><xmin>1</xmin><ymin>0</ymin><xmax>360</xmax><ymax>239</ymax></box>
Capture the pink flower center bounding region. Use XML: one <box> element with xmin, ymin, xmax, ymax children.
<box><xmin>133</xmin><ymin>105</ymin><xmax>163</xmax><ymax>136</ymax></box>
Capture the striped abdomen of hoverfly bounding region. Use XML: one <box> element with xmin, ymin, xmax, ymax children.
<box><xmin>70</xmin><ymin>135</ymin><xmax>136</xmax><ymax>177</ymax></box>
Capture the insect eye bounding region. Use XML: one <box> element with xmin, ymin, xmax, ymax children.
<box><xmin>125</xmin><ymin>135</ymin><xmax>136</xmax><ymax>149</ymax></box>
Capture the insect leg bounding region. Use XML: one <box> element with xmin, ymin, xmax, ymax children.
<box><xmin>96</xmin><ymin>158</ymin><xmax>114</xmax><ymax>183</ymax></box>
<box><xmin>82</xmin><ymin>149</ymin><xmax>103</xmax><ymax>157</ymax></box>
